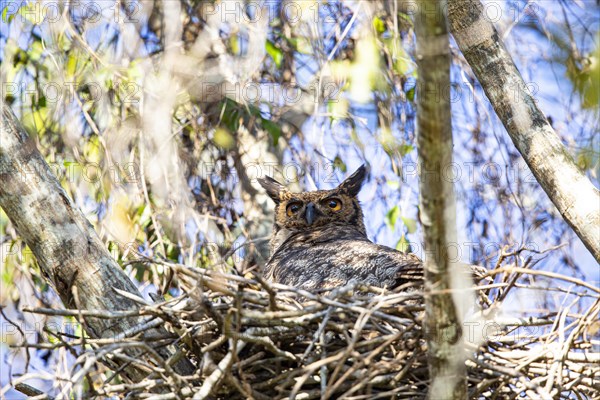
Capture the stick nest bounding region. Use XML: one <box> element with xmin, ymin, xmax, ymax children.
<box><xmin>12</xmin><ymin>259</ymin><xmax>600</xmax><ymax>399</ymax></box>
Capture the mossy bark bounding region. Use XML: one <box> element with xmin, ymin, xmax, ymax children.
<box><xmin>415</xmin><ymin>1</ymin><xmax>468</xmax><ymax>398</ymax></box>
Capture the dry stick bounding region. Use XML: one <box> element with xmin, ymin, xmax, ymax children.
<box><xmin>325</xmin><ymin>300</ymin><xmax>392</xmax><ymax>399</ymax></box>
<box><xmin>99</xmin><ymin>379</ymin><xmax>170</xmax><ymax>396</ymax></box>
<box><xmin>337</xmin><ymin>332</ymin><xmax>409</xmax><ymax>398</ymax></box>
<box><xmin>288</xmin><ymin>352</ymin><xmax>346</xmax><ymax>400</ymax></box>
<box><xmin>193</xmin><ymin>340</ymin><xmax>246</xmax><ymax>400</ymax></box>
<box><xmin>14</xmin><ymin>383</ymin><xmax>53</xmax><ymax>399</ymax></box>
<box><xmin>301</xmin><ymin>307</ymin><xmax>333</xmax><ymax>361</ymax></box>
<box><xmin>325</xmin><ymin>307</ymin><xmax>376</xmax><ymax>398</ymax></box>
<box><xmin>319</xmin><ymin>324</ymin><xmax>328</xmax><ymax>398</ymax></box>
<box><xmin>468</xmin><ymin>356</ymin><xmax>552</xmax><ymax>399</ymax></box>
<box><xmin>484</xmin><ymin>267</ymin><xmax>600</xmax><ymax>294</ymax></box>
<box><xmin>545</xmin><ymin>299</ymin><xmax>600</xmax><ymax>395</ymax></box>
<box><xmin>254</xmin><ymin>274</ymin><xmax>281</xmax><ymax>311</ymax></box>
<box><xmin>542</xmin><ymin>297</ymin><xmax>579</xmax><ymax>395</ymax></box>
<box><xmin>0</xmin><ymin>307</ymin><xmax>32</xmax><ymax>373</ymax></box>
<box><xmin>496</xmin><ymin>350</ymin><xmax>600</xmax><ymax>364</ymax></box>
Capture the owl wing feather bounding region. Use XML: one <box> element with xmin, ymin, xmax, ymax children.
<box><xmin>265</xmin><ymin>232</ymin><xmax>423</xmax><ymax>291</ymax></box>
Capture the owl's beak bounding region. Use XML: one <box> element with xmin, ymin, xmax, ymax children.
<box><xmin>305</xmin><ymin>202</ymin><xmax>316</xmax><ymax>225</ymax></box>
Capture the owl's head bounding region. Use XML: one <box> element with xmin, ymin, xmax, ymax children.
<box><xmin>258</xmin><ymin>165</ymin><xmax>368</xmax><ymax>239</ymax></box>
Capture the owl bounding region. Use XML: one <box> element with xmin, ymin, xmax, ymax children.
<box><xmin>257</xmin><ymin>165</ymin><xmax>423</xmax><ymax>291</ymax></box>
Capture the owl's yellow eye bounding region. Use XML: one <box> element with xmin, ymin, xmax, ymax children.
<box><xmin>286</xmin><ymin>202</ymin><xmax>302</xmax><ymax>217</ymax></box>
<box><xmin>323</xmin><ymin>198</ymin><xmax>342</xmax><ymax>211</ymax></box>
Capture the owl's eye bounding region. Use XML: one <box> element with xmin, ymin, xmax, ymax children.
<box><xmin>286</xmin><ymin>202</ymin><xmax>302</xmax><ymax>217</ymax></box>
<box><xmin>323</xmin><ymin>198</ymin><xmax>342</xmax><ymax>211</ymax></box>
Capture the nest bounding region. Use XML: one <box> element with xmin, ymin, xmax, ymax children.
<box><xmin>10</xmin><ymin>258</ymin><xmax>600</xmax><ymax>399</ymax></box>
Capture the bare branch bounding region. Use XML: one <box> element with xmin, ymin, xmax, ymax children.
<box><xmin>448</xmin><ymin>0</ymin><xmax>600</xmax><ymax>262</ymax></box>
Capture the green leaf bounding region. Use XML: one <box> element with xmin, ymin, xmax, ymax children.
<box><xmin>399</xmin><ymin>144</ymin><xmax>414</xmax><ymax>156</ymax></box>
<box><xmin>406</xmin><ymin>87</ymin><xmax>415</xmax><ymax>102</ymax></box>
<box><xmin>29</xmin><ymin>40</ymin><xmax>44</xmax><ymax>61</ymax></box>
<box><xmin>286</xmin><ymin>36</ymin><xmax>312</xmax><ymax>54</ymax></box>
<box><xmin>398</xmin><ymin>12</ymin><xmax>412</xmax><ymax>23</ymax></box>
<box><xmin>230</xmin><ymin>34</ymin><xmax>240</xmax><ymax>55</ymax></box>
<box><xmin>135</xmin><ymin>204</ymin><xmax>146</xmax><ymax>217</ymax></box>
<box><xmin>266</xmin><ymin>40</ymin><xmax>283</xmax><ymax>68</ymax></box>
<box><xmin>396</xmin><ymin>235</ymin><xmax>410</xmax><ymax>253</ymax></box>
<box><xmin>380</xmin><ymin>128</ymin><xmax>396</xmax><ymax>154</ymax></box>
<box><xmin>66</xmin><ymin>52</ymin><xmax>78</xmax><ymax>78</ymax></box>
<box><xmin>575</xmin><ymin>145</ymin><xmax>599</xmax><ymax>176</ymax></box>
<box><xmin>393</xmin><ymin>57</ymin><xmax>413</xmax><ymax>76</ymax></box>
<box><xmin>372</xmin><ymin>16</ymin><xmax>386</xmax><ymax>34</ymax></box>
<box><xmin>333</xmin><ymin>156</ymin><xmax>347</xmax><ymax>173</ymax></box>
<box><xmin>221</xmin><ymin>99</ymin><xmax>241</xmax><ymax>132</ymax></box>
<box><xmin>385</xmin><ymin>205</ymin><xmax>401</xmax><ymax>230</ymax></box>
<box><xmin>22</xmin><ymin>107</ymin><xmax>48</xmax><ymax>134</ymax></box>
<box><xmin>167</xmin><ymin>245</ymin><xmax>180</xmax><ymax>263</ymax></box>
<box><xmin>262</xmin><ymin>119</ymin><xmax>281</xmax><ymax>146</ymax></box>
<box><xmin>135</xmin><ymin>264</ymin><xmax>145</xmax><ymax>283</ymax></box>
<box><xmin>386</xmin><ymin>180</ymin><xmax>400</xmax><ymax>190</ymax></box>
<box><xmin>401</xmin><ymin>217</ymin><xmax>417</xmax><ymax>233</ymax></box>
<box><xmin>214</xmin><ymin>128</ymin><xmax>235</xmax><ymax>149</ymax></box>
<box><xmin>327</xmin><ymin>98</ymin><xmax>348</xmax><ymax>119</ymax></box>
<box><xmin>15</xmin><ymin>48</ymin><xmax>28</xmax><ymax>65</ymax></box>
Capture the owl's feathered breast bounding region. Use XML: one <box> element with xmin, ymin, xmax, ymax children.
<box><xmin>265</xmin><ymin>226</ymin><xmax>423</xmax><ymax>290</ymax></box>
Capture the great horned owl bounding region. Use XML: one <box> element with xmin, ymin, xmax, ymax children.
<box><xmin>257</xmin><ymin>165</ymin><xmax>423</xmax><ymax>291</ymax></box>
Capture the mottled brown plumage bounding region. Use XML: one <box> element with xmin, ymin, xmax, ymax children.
<box><xmin>258</xmin><ymin>165</ymin><xmax>423</xmax><ymax>291</ymax></box>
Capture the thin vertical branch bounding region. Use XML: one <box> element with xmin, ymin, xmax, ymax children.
<box><xmin>414</xmin><ymin>0</ymin><xmax>467</xmax><ymax>398</ymax></box>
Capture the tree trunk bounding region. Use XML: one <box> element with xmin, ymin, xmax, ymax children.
<box><xmin>415</xmin><ymin>1</ymin><xmax>467</xmax><ymax>398</ymax></box>
<box><xmin>0</xmin><ymin>104</ymin><xmax>194</xmax><ymax>382</ymax></box>
<box><xmin>448</xmin><ymin>0</ymin><xmax>600</xmax><ymax>262</ymax></box>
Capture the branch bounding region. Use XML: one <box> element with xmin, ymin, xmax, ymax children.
<box><xmin>414</xmin><ymin>0</ymin><xmax>467</xmax><ymax>398</ymax></box>
<box><xmin>0</xmin><ymin>103</ymin><xmax>194</xmax><ymax>381</ymax></box>
<box><xmin>447</xmin><ymin>0</ymin><xmax>600</xmax><ymax>262</ymax></box>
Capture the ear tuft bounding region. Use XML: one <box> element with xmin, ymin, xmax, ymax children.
<box><xmin>339</xmin><ymin>164</ymin><xmax>367</xmax><ymax>197</ymax></box>
<box><xmin>258</xmin><ymin>176</ymin><xmax>286</xmax><ymax>203</ymax></box>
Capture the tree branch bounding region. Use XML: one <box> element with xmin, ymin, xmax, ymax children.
<box><xmin>0</xmin><ymin>103</ymin><xmax>194</xmax><ymax>381</ymax></box>
<box><xmin>415</xmin><ymin>0</ymin><xmax>467</xmax><ymax>398</ymax></box>
<box><xmin>448</xmin><ymin>0</ymin><xmax>600</xmax><ymax>262</ymax></box>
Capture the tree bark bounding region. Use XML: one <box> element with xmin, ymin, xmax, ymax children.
<box><xmin>448</xmin><ymin>0</ymin><xmax>600</xmax><ymax>262</ymax></box>
<box><xmin>0</xmin><ymin>104</ymin><xmax>194</xmax><ymax>381</ymax></box>
<box><xmin>415</xmin><ymin>1</ymin><xmax>467</xmax><ymax>398</ymax></box>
